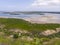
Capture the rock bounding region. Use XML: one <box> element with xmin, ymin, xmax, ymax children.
<box><xmin>21</xmin><ymin>36</ymin><xmax>33</xmax><ymax>41</ymax></box>
<box><xmin>9</xmin><ymin>35</ymin><xmax>13</xmax><ymax>38</ymax></box>
<box><xmin>41</xmin><ymin>29</ymin><xmax>56</xmax><ymax>36</ymax></box>
<box><xmin>9</xmin><ymin>29</ymin><xmax>29</xmax><ymax>33</ymax></box>
<box><xmin>56</xmin><ymin>28</ymin><xmax>60</xmax><ymax>32</ymax></box>
<box><xmin>0</xmin><ymin>24</ymin><xmax>5</xmax><ymax>29</ymax></box>
<box><xmin>0</xmin><ymin>32</ymin><xmax>5</xmax><ymax>35</ymax></box>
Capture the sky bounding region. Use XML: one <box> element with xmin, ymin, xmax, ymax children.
<box><xmin>0</xmin><ymin>0</ymin><xmax>60</xmax><ymax>11</ymax></box>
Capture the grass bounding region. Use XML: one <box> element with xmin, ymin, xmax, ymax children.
<box><xmin>0</xmin><ymin>18</ymin><xmax>60</xmax><ymax>45</ymax></box>
<box><xmin>45</xmin><ymin>38</ymin><xmax>60</xmax><ymax>45</ymax></box>
<box><xmin>0</xmin><ymin>18</ymin><xmax>60</xmax><ymax>31</ymax></box>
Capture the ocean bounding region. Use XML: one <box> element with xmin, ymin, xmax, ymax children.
<box><xmin>0</xmin><ymin>12</ymin><xmax>60</xmax><ymax>23</ymax></box>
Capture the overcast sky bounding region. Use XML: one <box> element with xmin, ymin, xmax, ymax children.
<box><xmin>0</xmin><ymin>0</ymin><xmax>60</xmax><ymax>11</ymax></box>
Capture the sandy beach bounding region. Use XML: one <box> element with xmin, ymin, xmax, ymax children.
<box><xmin>0</xmin><ymin>13</ymin><xmax>60</xmax><ymax>24</ymax></box>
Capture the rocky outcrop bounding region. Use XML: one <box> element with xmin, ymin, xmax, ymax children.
<box><xmin>9</xmin><ymin>29</ymin><xmax>29</xmax><ymax>33</ymax></box>
<box><xmin>41</xmin><ymin>28</ymin><xmax>60</xmax><ymax>36</ymax></box>
<box><xmin>41</xmin><ymin>30</ymin><xmax>56</xmax><ymax>36</ymax></box>
<box><xmin>56</xmin><ymin>28</ymin><xmax>60</xmax><ymax>32</ymax></box>
<box><xmin>0</xmin><ymin>24</ymin><xmax>5</xmax><ymax>29</ymax></box>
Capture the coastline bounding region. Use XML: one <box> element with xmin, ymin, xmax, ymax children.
<box><xmin>0</xmin><ymin>16</ymin><xmax>60</xmax><ymax>24</ymax></box>
<box><xmin>0</xmin><ymin>14</ymin><xmax>60</xmax><ymax>24</ymax></box>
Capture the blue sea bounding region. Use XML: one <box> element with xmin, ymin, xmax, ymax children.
<box><xmin>0</xmin><ymin>12</ymin><xmax>60</xmax><ymax>23</ymax></box>
<box><xmin>0</xmin><ymin>13</ymin><xmax>60</xmax><ymax>21</ymax></box>
<box><xmin>0</xmin><ymin>13</ymin><xmax>41</xmax><ymax>19</ymax></box>
<box><xmin>0</xmin><ymin>13</ymin><xmax>60</xmax><ymax>19</ymax></box>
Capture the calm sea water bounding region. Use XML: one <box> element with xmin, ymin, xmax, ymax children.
<box><xmin>0</xmin><ymin>13</ymin><xmax>60</xmax><ymax>19</ymax></box>
<box><xmin>0</xmin><ymin>13</ymin><xmax>41</xmax><ymax>18</ymax></box>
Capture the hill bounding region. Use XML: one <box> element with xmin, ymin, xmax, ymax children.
<box><xmin>0</xmin><ymin>18</ymin><xmax>60</xmax><ymax>31</ymax></box>
<box><xmin>0</xmin><ymin>18</ymin><xmax>60</xmax><ymax>45</ymax></box>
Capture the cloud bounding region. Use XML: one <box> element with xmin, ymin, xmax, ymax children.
<box><xmin>32</xmin><ymin>0</ymin><xmax>60</xmax><ymax>6</ymax></box>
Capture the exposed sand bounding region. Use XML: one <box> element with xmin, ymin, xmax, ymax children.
<box><xmin>23</xmin><ymin>15</ymin><xmax>60</xmax><ymax>24</ymax></box>
<box><xmin>0</xmin><ymin>15</ymin><xmax>60</xmax><ymax>24</ymax></box>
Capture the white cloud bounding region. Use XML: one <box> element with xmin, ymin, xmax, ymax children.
<box><xmin>32</xmin><ymin>0</ymin><xmax>60</xmax><ymax>6</ymax></box>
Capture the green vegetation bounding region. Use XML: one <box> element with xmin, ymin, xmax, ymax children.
<box><xmin>0</xmin><ymin>18</ymin><xmax>60</xmax><ymax>31</ymax></box>
<box><xmin>45</xmin><ymin>38</ymin><xmax>60</xmax><ymax>45</ymax></box>
<box><xmin>0</xmin><ymin>18</ymin><xmax>60</xmax><ymax>45</ymax></box>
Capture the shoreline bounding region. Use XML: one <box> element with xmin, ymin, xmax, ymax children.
<box><xmin>0</xmin><ymin>16</ymin><xmax>60</xmax><ymax>24</ymax></box>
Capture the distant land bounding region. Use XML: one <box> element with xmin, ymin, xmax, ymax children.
<box><xmin>0</xmin><ymin>11</ymin><xmax>60</xmax><ymax>15</ymax></box>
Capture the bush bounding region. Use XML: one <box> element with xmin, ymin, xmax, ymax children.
<box><xmin>13</xmin><ymin>33</ymin><xmax>19</xmax><ymax>39</ymax></box>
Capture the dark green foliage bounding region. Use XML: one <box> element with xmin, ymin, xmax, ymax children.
<box><xmin>13</xmin><ymin>33</ymin><xmax>19</xmax><ymax>39</ymax></box>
